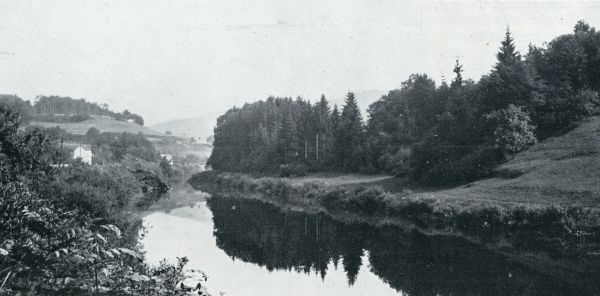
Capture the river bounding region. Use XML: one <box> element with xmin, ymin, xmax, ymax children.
<box><xmin>139</xmin><ymin>188</ymin><xmax>600</xmax><ymax>296</ymax></box>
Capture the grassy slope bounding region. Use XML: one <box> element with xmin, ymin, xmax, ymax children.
<box><xmin>411</xmin><ymin>116</ymin><xmax>600</xmax><ymax>208</ymax></box>
<box><xmin>30</xmin><ymin>117</ymin><xmax>164</xmax><ymax>136</ymax></box>
<box><xmin>276</xmin><ymin>116</ymin><xmax>600</xmax><ymax>208</ymax></box>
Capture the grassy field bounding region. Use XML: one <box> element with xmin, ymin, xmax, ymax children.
<box><xmin>30</xmin><ymin>117</ymin><xmax>164</xmax><ymax>136</ymax></box>
<box><xmin>415</xmin><ymin>116</ymin><xmax>600</xmax><ymax>208</ymax></box>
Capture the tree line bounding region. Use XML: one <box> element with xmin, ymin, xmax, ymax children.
<box><xmin>209</xmin><ymin>20</ymin><xmax>600</xmax><ymax>185</ymax></box>
<box><xmin>0</xmin><ymin>94</ymin><xmax>145</xmax><ymax>125</ymax></box>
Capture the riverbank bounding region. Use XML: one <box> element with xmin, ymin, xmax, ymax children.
<box><xmin>191</xmin><ymin>115</ymin><xmax>600</xmax><ymax>227</ymax></box>
<box><xmin>189</xmin><ymin>170</ymin><xmax>600</xmax><ymax>255</ymax></box>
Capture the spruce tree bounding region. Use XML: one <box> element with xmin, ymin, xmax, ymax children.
<box><xmin>339</xmin><ymin>92</ymin><xmax>365</xmax><ymax>171</ymax></box>
<box><xmin>481</xmin><ymin>28</ymin><xmax>536</xmax><ymax>112</ymax></box>
<box><xmin>331</xmin><ymin>104</ymin><xmax>342</xmax><ymax>168</ymax></box>
<box><xmin>279</xmin><ymin>112</ymin><xmax>298</xmax><ymax>164</ymax></box>
<box><xmin>314</xmin><ymin>95</ymin><xmax>332</xmax><ymax>165</ymax></box>
<box><xmin>497</xmin><ymin>28</ymin><xmax>520</xmax><ymax>65</ymax></box>
<box><xmin>451</xmin><ymin>59</ymin><xmax>464</xmax><ymax>88</ymax></box>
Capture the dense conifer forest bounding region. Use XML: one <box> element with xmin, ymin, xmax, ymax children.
<box><xmin>207</xmin><ymin>21</ymin><xmax>600</xmax><ymax>185</ymax></box>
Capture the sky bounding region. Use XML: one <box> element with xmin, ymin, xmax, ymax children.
<box><xmin>0</xmin><ymin>0</ymin><xmax>599</xmax><ymax>125</ymax></box>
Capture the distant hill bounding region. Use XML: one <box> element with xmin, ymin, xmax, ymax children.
<box><xmin>30</xmin><ymin>117</ymin><xmax>164</xmax><ymax>136</ymax></box>
<box><xmin>150</xmin><ymin>116</ymin><xmax>216</xmax><ymax>141</ymax></box>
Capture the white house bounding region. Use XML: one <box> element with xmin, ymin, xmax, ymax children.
<box><xmin>160</xmin><ymin>154</ymin><xmax>174</xmax><ymax>165</ymax></box>
<box><xmin>73</xmin><ymin>146</ymin><xmax>93</xmax><ymax>165</ymax></box>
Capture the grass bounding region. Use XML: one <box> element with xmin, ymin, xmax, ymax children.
<box><xmin>30</xmin><ymin>117</ymin><xmax>164</xmax><ymax>136</ymax></box>
<box><xmin>411</xmin><ymin>116</ymin><xmax>600</xmax><ymax>208</ymax></box>
<box><xmin>216</xmin><ymin>115</ymin><xmax>600</xmax><ymax>208</ymax></box>
<box><xmin>188</xmin><ymin>116</ymin><xmax>600</xmax><ymax>251</ymax></box>
<box><xmin>189</xmin><ymin>170</ymin><xmax>600</xmax><ymax>255</ymax></box>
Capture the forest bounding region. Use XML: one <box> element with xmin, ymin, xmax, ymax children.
<box><xmin>207</xmin><ymin>21</ymin><xmax>600</xmax><ymax>185</ymax></box>
<box><xmin>0</xmin><ymin>95</ymin><xmax>144</xmax><ymax>125</ymax></box>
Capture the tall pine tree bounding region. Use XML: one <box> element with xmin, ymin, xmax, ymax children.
<box><xmin>314</xmin><ymin>95</ymin><xmax>332</xmax><ymax>166</ymax></box>
<box><xmin>480</xmin><ymin>28</ymin><xmax>537</xmax><ymax>112</ymax></box>
<box><xmin>338</xmin><ymin>92</ymin><xmax>365</xmax><ymax>171</ymax></box>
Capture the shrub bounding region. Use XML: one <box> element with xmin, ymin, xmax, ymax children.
<box><xmin>278</xmin><ymin>163</ymin><xmax>308</xmax><ymax>177</ymax></box>
<box><xmin>0</xmin><ymin>108</ymin><xmax>187</xmax><ymax>295</ymax></box>
<box><xmin>69</xmin><ymin>114</ymin><xmax>91</xmax><ymax>122</ymax></box>
<box><xmin>44</xmin><ymin>164</ymin><xmax>142</xmax><ymax>217</ymax></box>
<box><xmin>345</xmin><ymin>187</ymin><xmax>388</xmax><ymax>215</ymax></box>
<box><xmin>378</xmin><ymin>147</ymin><xmax>413</xmax><ymax>177</ymax></box>
<box><xmin>388</xmin><ymin>197</ymin><xmax>435</xmax><ymax>219</ymax></box>
<box><xmin>486</xmin><ymin>104</ymin><xmax>537</xmax><ymax>159</ymax></box>
<box><xmin>575</xmin><ymin>89</ymin><xmax>600</xmax><ymax>117</ymax></box>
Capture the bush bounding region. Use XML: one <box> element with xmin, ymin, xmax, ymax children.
<box><xmin>575</xmin><ymin>89</ymin><xmax>600</xmax><ymax>116</ymax></box>
<box><xmin>413</xmin><ymin>145</ymin><xmax>500</xmax><ymax>186</ymax></box>
<box><xmin>278</xmin><ymin>163</ymin><xmax>308</xmax><ymax>177</ymax></box>
<box><xmin>378</xmin><ymin>147</ymin><xmax>413</xmax><ymax>177</ymax></box>
<box><xmin>486</xmin><ymin>104</ymin><xmax>537</xmax><ymax>159</ymax></box>
<box><xmin>69</xmin><ymin>114</ymin><xmax>91</xmax><ymax>122</ymax></box>
<box><xmin>44</xmin><ymin>163</ymin><xmax>143</xmax><ymax>217</ymax></box>
<box><xmin>346</xmin><ymin>187</ymin><xmax>388</xmax><ymax>215</ymax></box>
<box><xmin>0</xmin><ymin>109</ymin><xmax>188</xmax><ymax>295</ymax></box>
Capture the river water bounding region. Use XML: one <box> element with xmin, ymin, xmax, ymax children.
<box><xmin>139</xmin><ymin>189</ymin><xmax>600</xmax><ymax>296</ymax></box>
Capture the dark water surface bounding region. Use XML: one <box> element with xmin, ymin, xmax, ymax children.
<box><xmin>140</xmin><ymin>191</ymin><xmax>600</xmax><ymax>296</ymax></box>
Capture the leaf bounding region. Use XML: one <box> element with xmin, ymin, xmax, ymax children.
<box><xmin>95</xmin><ymin>233</ymin><xmax>107</xmax><ymax>243</ymax></box>
<box><xmin>63</xmin><ymin>277</ymin><xmax>73</xmax><ymax>285</ymax></box>
<box><xmin>101</xmin><ymin>224</ymin><xmax>122</xmax><ymax>237</ymax></box>
<box><xmin>118</xmin><ymin>248</ymin><xmax>142</xmax><ymax>259</ymax></box>
<box><xmin>0</xmin><ymin>248</ymin><xmax>8</xmax><ymax>256</ymax></box>
<box><xmin>126</xmin><ymin>273</ymin><xmax>150</xmax><ymax>282</ymax></box>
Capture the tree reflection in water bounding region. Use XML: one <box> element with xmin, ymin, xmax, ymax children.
<box><xmin>207</xmin><ymin>196</ymin><xmax>600</xmax><ymax>296</ymax></box>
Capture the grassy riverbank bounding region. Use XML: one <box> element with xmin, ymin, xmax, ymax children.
<box><xmin>190</xmin><ymin>118</ymin><xmax>600</xmax><ymax>270</ymax></box>
<box><xmin>192</xmin><ymin>170</ymin><xmax>596</xmax><ymax>221</ymax></box>
<box><xmin>189</xmin><ymin>117</ymin><xmax>600</xmax><ymax>253</ymax></box>
<box><xmin>195</xmin><ymin>115</ymin><xmax>600</xmax><ymax>208</ymax></box>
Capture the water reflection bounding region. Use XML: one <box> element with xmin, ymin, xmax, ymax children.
<box><xmin>207</xmin><ymin>195</ymin><xmax>600</xmax><ymax>296</ymax></box>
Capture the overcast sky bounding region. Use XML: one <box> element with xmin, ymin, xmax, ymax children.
<box><xmin>0</xmin><ymin>0</ymin><xmax>599</xmax><ymax>125</ymax></box>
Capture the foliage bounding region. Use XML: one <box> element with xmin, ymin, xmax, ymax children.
<box><xmin>0</xmin><ymin>95</ymin><xmax>35</xmax><ymax>122</ymax></box>
<box><xmin>485</xmin><ymin>104</ymin><xmax>537</xmax><ymax>159</ymax></box>
<box><xmin>207</xmin><ymin>20</ymin><xmax>600</xmax><ymax>187</ymax></box>
<box><xmin>337</xmin><ymin>92</ymin><xmax>366</xmax><ymax>171</ymax></box>
<box><xmin>193</xmin><ymin>172</ymin><xmax>600</xmax><ymax>250</ymax></box>
<box><xmin>34</xmin><ymin>96</ymin><xmax>144</xmax><ymax>125</ymax></box>
<box><xmin>43</xmin><ymin>163</ymin><xmax>143</xmax><ymax>217</ymax></box>
<box><xmin>88</xmin><ymin>132</ymin><xmax>161</xmax><ymax>163</ymax></box>
<box><xmin>0</xmin><ymin>107</ymin><xmax>188</xmax><ymax>295</ymax></box>
<box><xmin>207</xmin><ymin>94</ymin><xmax>366</xmax><ymax>174</ymax></box>
<box><xmin>278</xmin><ymin>163</ymin><xmax>308</xmax><ymax>177</ymax></box>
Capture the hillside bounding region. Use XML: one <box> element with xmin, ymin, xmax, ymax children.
<box><xmin>30</xmin><ymin>117</ymin><xmax>164</xmax><ymax>136</ymax></box>
<box><xmin>413</xmin><ymin>116</ymin><xmax>600</xmax><ymax>208</ymax></box>
<box><xmin>150</xmin><ymin>116</ymin><xmax>215</xmax><ymax>140</ymax></box>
